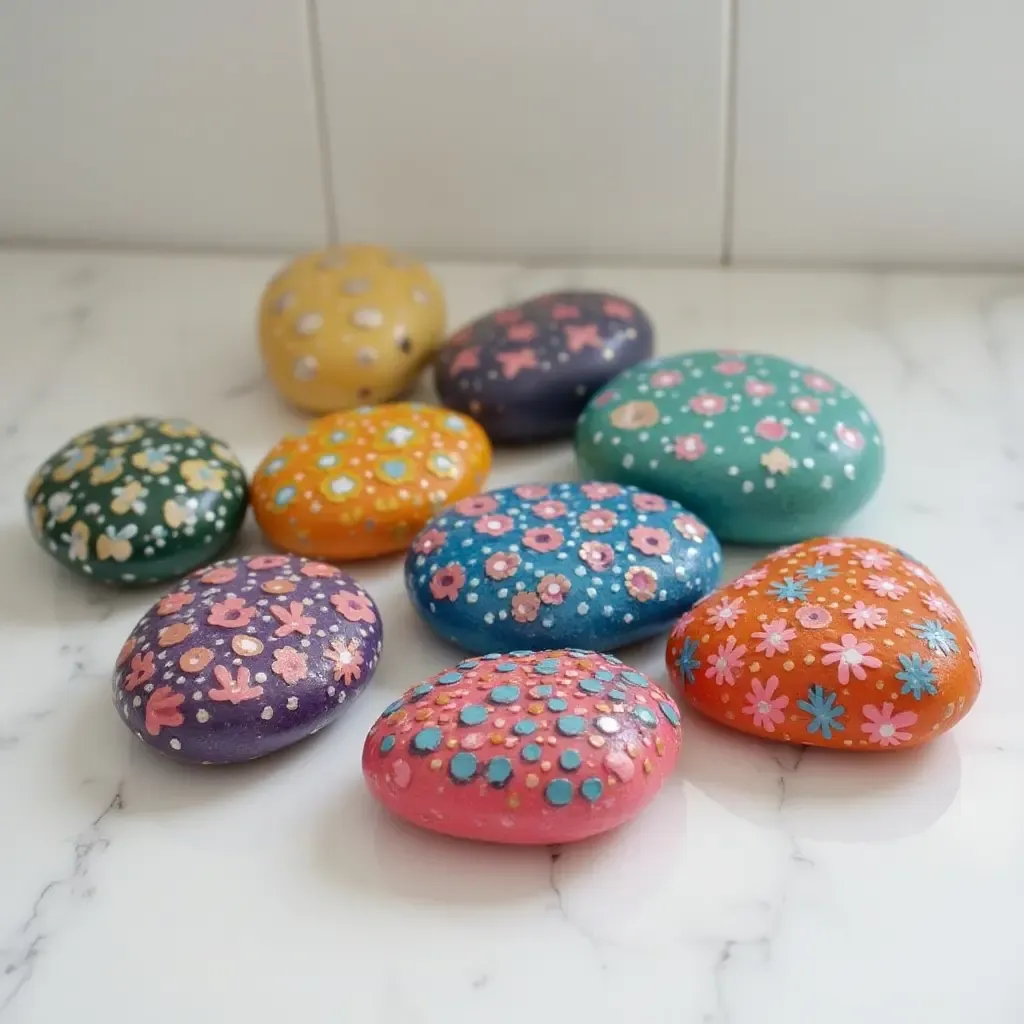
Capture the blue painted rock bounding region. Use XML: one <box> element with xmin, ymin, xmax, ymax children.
<box><xmin>405</xmin><ymin>481</ymin><xmax>721</xmax><ymax>654</ymax></box>
<box><xmin>575</xmin><ymin>351</ymin><xmax>885</xmax><ymax>544</ymax></box>
<box><xmin>362</xmin><ymin>649</ymin><xmax>682</xmax><ymax>844</ymax></box>
<box><xmin>112</xmin><ymin>555</ymin><xmax>382</xmax><ymax>763</ymax></box>
<box><xmin>434</xmin><ymin>291</ymin><xmax>654</xmax><ymax>443</ymax></box>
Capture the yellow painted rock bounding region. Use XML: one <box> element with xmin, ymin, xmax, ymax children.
<box><xmin>258</xmin><ymin>245</ymin><xmax>445</xmax><ymax>412</ymax></box>
<box><xmin>251</xmin><ymin>403</ymin><xmax>492</xmax><ymax>560</ymax></box>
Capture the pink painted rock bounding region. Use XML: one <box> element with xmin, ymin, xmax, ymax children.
<box><xmin>362</xmin><ymin>649</ymin><xmax>681</xmax><ymax>844</ymax></box>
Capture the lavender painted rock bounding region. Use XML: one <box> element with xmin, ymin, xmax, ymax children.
<box><xmin>112</xmin><ymin>554</ymin><xmax>382</xmax><ymax>763</ymax></box>
<box><xmin>434</xmin><ymin>291</ymin><xmax>654</xmax><ymax>443</ymax></box>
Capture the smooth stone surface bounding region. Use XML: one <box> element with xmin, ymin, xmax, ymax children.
<box><xmin>259</xmin><ymin>244</ymin><xmax>446</xmax><ymax>413</ymax></box>
<box><xmin>362</xmin><ymin>649</ymin><xmax>681</xmax><ymax>844</ymax></box>
<box><xmin>113</xmin><ymin>555</ymin><xmax>382</xmax><ymax>763</ymax></box>
<box><xmin>666</xmin><ymin>538</ymin><xmax>981</xmax><ymax>750</ymax></box>
<box><xmin>25</xmin><ymin>416</ymin><xmax>247</xmax><ymax>585</ymax></box>
<box><xmin>252</xmin><ymin>402</ymin><xmax>492</xmax><ymax>561</ymax></box>
<box><xmin>435</xmin><ymin>290</ymin><xmax>653</xmax><ymax>443</ymax></box>
<box><xmin>575</xmin><ymin>350</ymin><xmax>885</xmax><ymax>544</ymax></box>
<box><xmin>405</xmin><ymin>480</ymin><xmax>721</xmax><ymax>654</ymax></box>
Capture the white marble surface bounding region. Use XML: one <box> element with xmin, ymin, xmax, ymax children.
<box><xmin>1</xmin><ymin>248</ymin><xmax>1022</xmax><ymax>1024</ymax></box>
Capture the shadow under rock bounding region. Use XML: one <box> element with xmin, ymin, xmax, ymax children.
<box><xmin>680</xmin><ymin>707</ymin><xmax>961</xmax><ymax>842</ymax></box>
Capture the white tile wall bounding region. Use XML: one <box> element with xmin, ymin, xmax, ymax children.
<box><xmin>731</xmin><ymin>0</ymin><xmax>1024</xmax><ymax>266</ymax></box>
<box><xmin>0</xmin><ymin>0</ymin><xmax>328</xmax><ymax>250</ymax></box>
<box><xmin>314</xmin><ymin>0</ymin><xmax>728</xmax><ymax>260</ymax></box>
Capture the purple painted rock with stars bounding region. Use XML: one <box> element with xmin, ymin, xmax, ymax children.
<box><xmin>434</xmin><ymin>290</ymin><xmax>654</xmax><ymax>443</ymax></box>
<box><xmin>112</xmin><ymin>554</ymin><xmax>382</xmax><ymax>763</ymax></box>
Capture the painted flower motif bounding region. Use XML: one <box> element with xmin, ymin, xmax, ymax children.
<box><xmin>835</xmin><ymin>423</ymin><xmax>865</xmax><ymax>450</ymax></box>
<box><xmin>911</xmin><ymin>619</ymin><xmax>960</xmax><ymax>656</ymax></box>
<box><xmin>733</xmin><ymin>567</ymin><xmax>768</xmax><ymax>588</ymax></box>
<box><xmin>208</xmin><ymin>665</ymin><xmax>264</xmax><ymax>704</ymax></box>
<box><xmin>66</xmin><ymin>521</ymin><xmax>89</xmax><ymax>562</ymax></box>
<box><xmin>30</xmin><ymin>503</ymin><xmax>46</xmax><ymax>538</ymax></box>
<box><xmin>629</xmin><ymin>526</ymin><xmax>672</xmax><ymax>556</ymax></box>
<box><xmin>579</xmin><ymin>509</ymin><xmax>617</xmax><ymax>533</ymax></box>
<box><xmin>743</xmin><ymin>676</ymin><xmax>789</xmax><ymax>732</ymax></box>
<box><xmin>650</xmin><ymin>369</ymin><xmax>683</xmax><ymax>389</ymax></box>
<box><xmin>754</xmin><ymin>417</ymin><xmax>788</xmax><ymax>442</ymax></box>
<box><xmin>632</xmin><ymin>492</ymin><xmax>667</xmax><ymax>512</ymax></box>
<box><xmin>594</xmin><ymin>389</ymin><xmax>618</xmax><ymax>408</ymax></box>
<box><xmin>506</xmin><ymin>322</ymin><xmax>537</xmax><ymax>342</ymax></box>
<box><xmin>799</xmin><ymin>560</ymin><xmax>838</xmax><ymax>581</ymax></box>
<box><xmin>791</xmin><ymin>396</ymin><xmax>821</xmax><ymax>415</ymax></box>
<box><xmin>578</xmin><ymin>541</ymin><xmax>615</xmax><ymax>572</ymax></box>
<box><xmin>485</xmin><ymin>551</ymin><xmax>520</xmax><ymax>580</ymax></box>
<box><xmin>412</xmin><ymin>528</ymin><xmax>447</xmax><ymax>558</ymax></box>
<box><xmin>261</xmin><ymin>578</ymin><xmax>295</xmax><ymax>595</ymax></box>
<box><xmin>707</xmin><ymin>596</ymin><xmax>746</xmax><ymax>631</ymax></box>
<box><xmin>895</xmin><ymin>652</ymin><xmax>938</xmax><ymax>700</ymax></box>
<box><xmin>160</xmin><ymin>419</ymin><xmax>202</xmax><ymax>438</ymax></box>
<box><xmin>269</xmin><ymin>601</ymin><xmax>316</xmax><ymax>638</ymax></box>
<box><xmin>96</xmin><ymin>524</ymin><xmax>137</xmax><ymax>562</ymax></box>
<box><xmin>248</xmin><ymin>555</ymin><xmax>289</xmax><ymax>570</ymax></box>
<box><xmin>514</xmin><ymin>485</ymin><xmax>549</xmax><ymax>500</ymax></box>
<box><xmin>673</xmin><ymin>514</ymin><xmax>707</xmax><ymax>542</ymax></box>
<box><xmin>813</xmin><ymin>539</ymin><xmax>849</xmax><ymax>556</ymax></box>
<box><xmin>551</xmin><ymin>304</ymin><xmax>580</xmax><ymax>320</ymax></box>
<box><xmin>300</xmin><ymin>561</ymin><xmax>339</xmax><ymax>578</ymax></box>
<box><xmin>714</xmin><ymin>359</ymin><xmax>747</xmax><ymax>375</ymax></box>
<box><xmin>844</xmin><ymin>601</ymin><xmax>887</xmax><ymax>629</ymax></box>
<box><xmin>474</xmin><ymin>514</ymin><xmax>515</xmax><ymax>537</ymax></box>
<box><xmin>51</xmin><ymin>444</ymin><xmax>97</xmax><ymax>481</ymax></box>
<box><xmin>746</xmin><ymin>378</ymin><xmax>776</xmax><ymax>398</ymax></box>
<box><xmin>854</xmin><ymin>548</ymin><xmax>891</xmax><ymax>570</ymax></box>
<box><xmin>863</xmin><ymin>575</ymin><xmax>908</xmax><ymax>600</ymax></box>
<box><xmin>797</xmin><ymin>685</ymin><xmax>845</xmax><ymax>740</ymax></box>
<box><xmin>124</xmin><ymin>651</ymin><xmax>156</xmax><ymax>692</ymax></box>
<box><xmin>688</xmin><ymin>394</ymin><xmax>727</xmax><ymax>416</ymax></box>
<box><xmin>131</xmin><ymin>445</ymin><xmax>174</xmax><ymax>474</ymax></box>
<box><xmin>968</xmin><ymin>636</ymin><xmax>982</xmax><ymax>677</ymax></box>
<box><xmin>208</xmin><ymin>597</ymin><xmax>257</xmax><ymax>628</ymax></box>
<box><xmin>603</xmin><ymin>299</ymin><xmax>634</xmax><ymax>319</ymax></box>
<box><xmin>324</xmin><ymin>638</ymin><xmax>364</xmax><ymax>685</ymax></box>
<box><xmin>537</xmin><ymin>574</ymin><xmax>571</xmax><ymax>605</ymax></box>
<box><xmin>794</xmin><ymin>605</ymin><xmax>832</xmax><ymax>629</ymax></box>
<box><xmin>211</xmin><ymin>442</ymin><xmax>239</xmax><ymax>465</ymax></box>
<box><xmin>922</xmin><ymin>591</ymin><xmax>957</xmax><ymax>622</ymax></box>
<box><xmin>901</xmin><ymin>560</ymin><xmax>936</xmax><ymax>585</ymax></box>
<box><xmin>201</xmin><ymin>565</ymin><xmax>237</xmax><ymax>585</ymax></box>
<box><xmin>89</xmin><ymin>455</ymin><xmax>124</xmax><ymax>485</ymax></box>
<box><xmin>145</xmin><ymin>687</ymin><xmax>185</xmax><ymax>735</ymax></box>
<box><xmin>672</xmin><ymin>434</ymin><xmax>706</xmax><ymax>461</ymax></box>
<box><xmin>179</xmin><ymin>647</ymin><xmax>214</xmax><ymax>674</ymax></box>
<box><xmin>157</xmin><ymin>622</ymin><xmax>192</xmax><ymax>647</ymax></box>
<box><xmin>511</xmin><ymin>592</ymin><xmax>541</xmax><ymax>623</ymax></box>
<box><xmin>769</xmin><ymin>577</ymin><xmax>810</xmax><ymax>603</ymax></box>
<box><xmin>110</xmin><ymin>481</ymin><xmax>147</xmax><ymax>516</ymax></box>
<box><xmin>531</xmin><ymin>499</ymin><xmax>568</xmax><ymax>520</ymax></box>
<box><xmin>803</xmin><ymin>372</ymin><xmax>834</xmax><ymax>393</ymax></box>
<box><xmin>272</xmin><ymin>646</ymin><xmax>308</xmax><ymax>685</ymax></box>
<box><xmin>116</xmin><ymin>637</ymin><xmax>136</xmax><ymax>670</ymax></box>
<box><xmin>108</xmin><ymin>423</ymin><xmax>143</xmax><ymax>444</ymax></box>
<box><xmin>162</xmin><ymin>499</ymin><xmax>196</xmax><ymax>530</ymax></box>
<box><xmin>523</xmin><ymin>526</ymin><xmax>565</xmax><ymax>552</ymax></box>
<box><xmin>430</xmin><ymin>563</ymin><xmax>466</xmax><ymax>601</ymax></box>
<box><xmin>677</xmin><ymin>636</ymin><xmax>701</xmax><ymax>685</ymax></box>
<box><xmin>610</xmin><ymin>400</ymin><xmax>660</xmax><ymax>429</ymax></box>
<box><xmin>705</xmin><ymin>637</ymin><xmax>747</xmax><ymax>686</ymax></box>
<box><xmin>861</xmin><ymin>703</ymin><xmax>918</xmax><ymax>747</ymax></box>
<box><xmin>330</xmin><ymin>590</ymin><xmax>376</xmax><ymax>623</ymax></box>
<box><xmin>752</xmin><ymin>617</ymin><xmax>797</xmax><ymax>656</ymax></box>
<box><xmin>580</xmin><ymin>482</ymin><xmax>622</xmax><ymax>500</ymax></box>
<box><xmin>624</xmin><ymin>565</ymin><xmax>658</xmax><ymax>601</ymax></box>
<box><xmin>181</xmin><ymin>459</ymin><xmax>227</xmax><ymax>492</ymax></box>
<box><xmin>820</xmin><ymin>633</ymin><xmax>882</xmax><ymax>684</ymax></box>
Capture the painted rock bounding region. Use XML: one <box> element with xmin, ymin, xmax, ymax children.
<box><xmin>575</xmin><ymin>351</ymin><xmax>884</xmax><ymax>544</ymax></box>
<box><xmin>435</xmin><ymin>291</ymin><xmax>654</xmax><ymax>443</ymax></box>
<box><xmin>363</xmin><ymin>649</ymin><xmax>681</xmax><ymax>844</ymax></box>
<box><xmin>113</xmin><ymin>554</ymin><xmax>382</xmax><ymax>763</ymax></box>
<box><xmin>666</xmin><ymin>538</ymin><xmax>981</xmax><ymax>750</ymax></box>
<box><xmin>405</xmin><ymin>481</ymin><xmax>721</xmax><ymax>654</ymax></box>
<box><xmin>252</xmin><ymin>403</ymin><xmax>492</xmax><ymax>561</ymax></box>
<box><xmin>25</xmin><ymin>417</ymin><xmax>248</xmax><ymax>586</ymax></box>
<box><xmin>259</xmin><ymin>244</ymin><xmax>445</xmax><ymax>413</ymax></box>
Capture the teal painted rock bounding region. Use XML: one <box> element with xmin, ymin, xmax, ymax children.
<box><xmin>574</xmin><ymin>351</ymin><xmax>884</xmax><ymax>544</ymax></box>
<box><xmin>26</xmin><ymin>417</ymin><xmax>248</xmax><ymax>586</ymax></box>
<box><xmin>405</xmin><ymin>480</ymin><xmax>722</xmax><ymax>654</ymax></box>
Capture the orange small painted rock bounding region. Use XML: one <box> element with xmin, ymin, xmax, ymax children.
<box><xmin>666</xmin><ymin>538</ymin><xmax>981</xmax><ymax>750</ymax></box>
<box><xmin>251</xmin><ymin>403</ymin><xmax>492</xmax><ymax>561</ymax></box>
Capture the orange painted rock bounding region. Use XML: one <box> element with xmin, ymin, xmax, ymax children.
<box><xmin>251</xmin><ymin>403</ymin><xmax>491</xmax><ymax>561</ymax></box>
<box><xmin>666</xmin><ymin>538</ymin><xmax>981</xmax><ymax>750</ymax></box>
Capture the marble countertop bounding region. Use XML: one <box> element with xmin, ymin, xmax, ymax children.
<box><xmin>1</xmin><ymin>248</ymin><xmax>1022</xmax><ymax>1024</ymax></box>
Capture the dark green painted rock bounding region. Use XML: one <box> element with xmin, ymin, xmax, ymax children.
<box><xmin>26</xmin><ymin>417</ymin><xmax>248</xmax><ymax>585</ymax></box>
<box><xmin>574</xmin><ymin>351</ymin><xmax>884</xmax><ymax>544</ymax></box>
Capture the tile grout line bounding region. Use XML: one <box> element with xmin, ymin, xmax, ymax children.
<box><xmin>305</xmin><ymin>0</ymin><xmax>340</xmax><ymax>245</ymax></box>
<box><xmin>719</xmin><ymin>0</ymin><xmax>741</xmax><ymax>267</ymax></box>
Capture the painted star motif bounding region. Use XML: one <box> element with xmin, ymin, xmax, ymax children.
<box><xmin>449</xmin><ymin>346</ymin><xmax>481</xmax><ymax>376</ymax></box>
<box><xmin>761</xmin><ymin>447</ymin><xmax>794</xmax><ymax>475</ymax></box>
<box><xmin>565</xmin><ymin>324</ymin><xmax>601</xmax><ymax>353</ymax></box>
<box><xmin>496</xmin><ymin>348</ymin><xmax>539</xmax><ymax>379</ymax></box>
